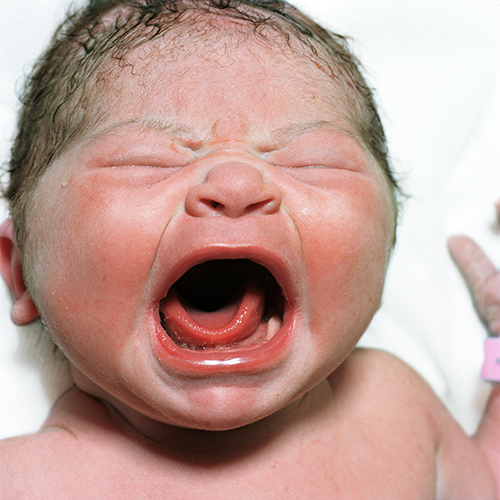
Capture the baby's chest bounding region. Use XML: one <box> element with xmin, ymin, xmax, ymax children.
<box><xmin>137</xmin><ymin>435</ymin><xmax>438</xmax><ymax>500</ymax></box>
<box><xmin>7</xmin><ymin>434</ymin><xmax>438</xmax><ymax>499</ymax></box>
<box><xmin>148</xmin><ymin>459</ymin><xmax>436</xmax><ymax>499</ymax></box>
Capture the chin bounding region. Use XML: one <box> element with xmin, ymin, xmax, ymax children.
<box><xmin>166</xmin><ymin>382</ymin><xmax>287</xmax><ymax>431</ymax></box>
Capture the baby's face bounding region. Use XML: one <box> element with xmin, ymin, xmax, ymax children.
<box><xmin>24</xmin><ymin>32</ymin><xmax>395</xmax><ymax>431</ymax></box>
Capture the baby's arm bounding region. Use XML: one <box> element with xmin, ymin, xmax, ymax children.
<box><xmin>448</xmin><ymin>210</ymin><xmax>500</xmax><ymax>492</ymax></box>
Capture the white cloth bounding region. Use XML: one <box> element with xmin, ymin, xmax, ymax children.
<box><xmin>0</xmin><ymin>0</ymin><xmax>499</xmax><ymax>438</ymax></box>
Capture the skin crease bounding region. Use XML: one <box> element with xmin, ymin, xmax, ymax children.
<box><xmin>0</xmin><ymin>25</ymin><xmax>497</xmax><ymax>499</ymax></box>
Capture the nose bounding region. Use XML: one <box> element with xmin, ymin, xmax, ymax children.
<box><xmin>185</xmin><ymin>162</ymin><xmax>282</xmax><ymax>218</ymax></box>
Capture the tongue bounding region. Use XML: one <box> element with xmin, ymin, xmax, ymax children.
<box><xmin>161</xmin><ymin>282</ymin><xmax>266</xmax><ymax>348</ymax></box>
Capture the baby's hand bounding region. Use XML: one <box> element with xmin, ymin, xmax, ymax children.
<box><xmin>448</xmin><ymin>203</ymin><xmax>500</xmax><ymax>335</ymax></box>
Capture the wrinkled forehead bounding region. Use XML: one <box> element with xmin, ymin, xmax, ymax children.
<box><xmin>78</xmin><ymin>13</ymin><xmax>358</xmax><ymax>150</ymax></box>
<box><xmin>33</xmin><ymin>4</ymin><xmax>368</xmax><ymax>170</ymax></box>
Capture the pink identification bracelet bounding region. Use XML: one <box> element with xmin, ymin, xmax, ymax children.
<box><xmin>482</xmin><ymin>337</ymin><xmax>500</xmax><ymax>382</ymax></box>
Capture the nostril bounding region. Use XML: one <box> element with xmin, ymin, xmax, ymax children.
<box><xmin>245</xmin><ymin>189</ymin><xmax>281</xmax><ymax>216</ymax></box>
<box><xmin>185</xmin><ymin>188</ymin><xmax>227</xmax><ymax>217</ymax></box>
<box><xmin>207</xmin><ymin>200</ymin><xmax>221</xmax><ymax>210</ymax></box>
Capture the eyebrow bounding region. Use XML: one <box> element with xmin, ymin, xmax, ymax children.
<box><xmin>87</xmin><ymin>117</ymin><xmax>196</xmax><ymax>142</ymax></box>
<box><xmin>268</xmin><ymin>120</ymin><xmax>349</xmax><ymax>145</ymax></box>
<box><xmin>84</xmin><ymin>116</ymin><xmax>351</xmax><ymax>150</ymax></box>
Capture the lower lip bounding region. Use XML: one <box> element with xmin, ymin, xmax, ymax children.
<box><xmin>152</xmin><ymin>310</ymin><xmax>294</xmax><ymax>376</ymax></box>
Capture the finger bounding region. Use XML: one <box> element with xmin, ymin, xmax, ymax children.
<box><xmin>448</xmin><ymin>235</ymin><xmax>497</xmax><ymax>297</ymax></box>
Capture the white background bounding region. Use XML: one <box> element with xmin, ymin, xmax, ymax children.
<box><xmin>0</xmin><ymin>0</ymin><xmax>499</xmax><ymax>438</ymax></box>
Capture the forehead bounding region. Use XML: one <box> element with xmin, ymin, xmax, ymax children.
<box><xmin>84</xmin><ymin>23</ymin><xmax>354</xmax><ymax>147</ymax></box>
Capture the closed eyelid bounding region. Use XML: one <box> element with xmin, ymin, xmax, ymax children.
<box><xmin>100</xmin><ymin>152</ymin><xmax>193</xmax><ymax>169</ymax></box>
<box><xmin>267</xmin><ymin>146</ymin><xmax>369</xmax><ymax>172</ymax></box>
<box><xmin>263</xmin><ymin>127</ymin><xmax>371</xmax><ymax>170</ymax></box>
<box><xmin>75</xmin><ymin>134</ymin><xmax>197</xmax><ymax>170</ymax></box>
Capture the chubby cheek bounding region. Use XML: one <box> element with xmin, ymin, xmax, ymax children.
<box><xmin>295</xmin><ymin>177</ymin><xmax>393</xmax><ymax>350</ymax></box>
<box><xmin>25</xmin><ymin>171</ymin><xmax>170</xmax><ymax>355</ymax></box>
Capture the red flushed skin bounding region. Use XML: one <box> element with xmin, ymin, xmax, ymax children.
<box><xmin>16</xmin><ymin>36</ymin><xmax>396</xmax><ymax>433</ymax></box>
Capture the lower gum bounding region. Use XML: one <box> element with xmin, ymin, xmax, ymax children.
<box><xmin>172</xmin><ymin>316</ymin><xmax>282</xmax><ymax>352</ymax></box>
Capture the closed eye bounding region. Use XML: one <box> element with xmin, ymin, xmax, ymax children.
<box><xmin>264</xmin><ymin>129</ymin><xmax>372</xmax><ymax>174</ymax></box>
<box><xmin>101</xmin><ymin>155</ymin><xmax>192</xmax><ymax>169</ymax></box>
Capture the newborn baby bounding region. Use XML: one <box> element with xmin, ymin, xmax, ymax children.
<box><xmin>0</xmin><ymin>1</ymin><xmax>498</xmax><ymax>497</ymax></box>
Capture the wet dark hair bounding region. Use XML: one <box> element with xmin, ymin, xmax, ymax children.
<box><xmin>4</xmin><ymin>0</ymin><xmax>400</xmax><ymax>247</ymax></box>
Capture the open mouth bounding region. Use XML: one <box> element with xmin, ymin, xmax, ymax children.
<box><xmin>159</xmin><ymin>259</ymin><xmax>285</xmax><ymax>351</ymax></box>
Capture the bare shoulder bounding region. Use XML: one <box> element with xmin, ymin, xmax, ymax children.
<box><xmin>332</xmin><ymin>347</ymin><xmax>431</xmax><ymax>389</ymax></box>
<box><xmin>328</xmin><ymin>348</ymin><xmax>447</xmax><ymax>427</ymax></box>
<box><xmin>330</xmin><ymin>348</ymin><xmax>496</xmax><ymax>499</ymax></box>
<box><xmin>0</xmin><ymin>426</ymin><xmax>78</xmax><ymax>499</ymax></box>
<box><xmin>0</xmin><ymin>388</ymin><xmax>122</xmax><ymax>499</ymax></box>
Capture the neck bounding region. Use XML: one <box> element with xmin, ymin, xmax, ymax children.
<box><xmin>68</xmin><ymin>366</ymin><xmax>333</xmax><ymax>465</ymax></box>
<box><xmin>102</xmin><ymin>392</ymin><xmax>311</xmax><ymax>465</ymax></box>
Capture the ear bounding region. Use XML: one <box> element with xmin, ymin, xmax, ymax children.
<box><xmin>0</xmin><ymin>218</ymin><xmax>40</xmax><ymax>325</ymax></box>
